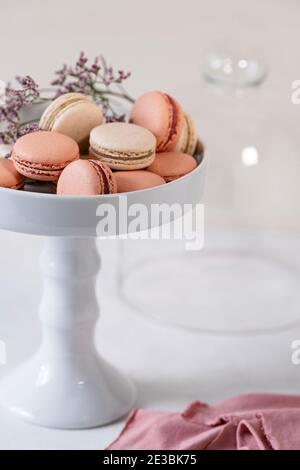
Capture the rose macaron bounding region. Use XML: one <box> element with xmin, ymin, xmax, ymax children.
<box><xmin>130</xmin><ymin>91</ymin><xmax>185</xmax><ymax>153</ymax></box>
<box><xmin>12</xmin><ymin>130</ymin><xmax>79</xmax><ymax>181</ymax></box>
<box><xmin>57</xmin><ymin>159</ymin><xmax>116</xmax><ymax>196</ymax></box>
<box><xmin>147</xmin><ymin>152</ymin><xmax>197</xmax><ymax>182</ymax></box>
<box><xmin>0</xmin><ymin>159</ymin><xmax>25</xmax><ymax>190</ymax></box>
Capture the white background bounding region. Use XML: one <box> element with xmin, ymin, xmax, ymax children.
<box><xmin>0</xmin><ymin>0</ymin><xmax>300</xmax><ymax>449</ymax></box>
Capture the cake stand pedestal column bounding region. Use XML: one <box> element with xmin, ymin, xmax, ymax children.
<box><xmin>0</xmin><ymin>237</ymin><xmax>135</xmax><ymax>429</ymax></box>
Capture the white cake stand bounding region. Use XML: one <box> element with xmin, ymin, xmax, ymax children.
<box><xmin>0</xmin><ymin>153</ymin><xmax>207</xmax><ymax>429</ymax></box>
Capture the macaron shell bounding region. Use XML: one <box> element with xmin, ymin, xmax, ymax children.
<box><xmin>89</xmin><ymin>123</ymin><xmax>156</xmax><ymax>170</ymax></box>
<box><xmin>130</xmin><ymin>91</ymin><xmax>184</xmax><ymax>152</ymax></box>
<box><xmin>13</xmin><ymin>131</ymin><xmax>79</xmax><ymax>166</ymax></box>
<box><xmin>184</xmin><ymin>114</ymin><xmax>198</xmax><ymax>156</ymax></box>
<box><xmin>0</xmin><ymin>158</ymin><xmax>25</xmax><ymax>189</ymax></box>
<box><xmin>40</xmin><ymin>93</ymin><xmax>103</xmax><ymax>153</ymax></box>
<box><xmin>39</xmin><ymin>93</ymin><xmax>87</xmax><ymax>128</ymax></box>
<box><xmin>147</xmin><ymin>151</ymin><xmax>197</xmax><ymax>181</ymax></box>
<box><xmin>115</xmin><ymin>170</ymin><xmax>165</xmax><ymax>193</ymax></box>
<box><xmin>57</xmin><ymin>159</ymin><xmax>116</xmax><ymax>195</ymax></box>
<box><xmin>57</xmin><ymin>160</ymin><xmax>103</xmax><ymax>195</ymax></box>
<box><xmin>13</xmin><ymin>160</ymin><xmax>63</xmax><ymax>181</ymax></box>
<box><xmin>91</xmin><ymin>153</ymin><xmax>155</xmax><ymax>171</ymax></box>
<box><xmin>50</xmin><ymin>101</ymin><xmax>103</xmax><ymax>151</ymax></box>
<box><xmin>12</xmin><ymin>131</ymin><xmax>79</xmax><ymax>181</ymax></box>
<box><xmin>89</xmin><ymin>160</ymin><xmax>117</xmax><ymax>194</ymax></box>
<box><xmin>174</xmin><ymin>116</ymin><xmax>188</xmax><ymax>153</ymax></box>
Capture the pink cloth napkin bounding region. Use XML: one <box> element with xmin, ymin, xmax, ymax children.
<box><xmin>108</xmin><ymin>394</ymin><xmax>300</xmax><ymax>450</ymax></box>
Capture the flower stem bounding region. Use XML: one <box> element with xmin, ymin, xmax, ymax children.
<box><xmin>90</xmin><ymin>83</ymin><xmax>135</xmax><ymax>104</ymax></box>
<box><xmin>18</xmin><ymin>118</ymin><xmax>39</xmax><ymax>128</ymax></box>
<box><xmin>98</xmin><ymin>90</ymin><xmax>135</xmax><ymax>103</ymax></box>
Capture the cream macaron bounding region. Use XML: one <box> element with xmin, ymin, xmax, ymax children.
<box><xmin>89</xmin><ymin>123</ymin><xmax>156</xmax><ymax>170</ymax></box>
<box><xmin>175</xmin><ymin>114</ymin><xmax>198</xmax><ymax>156</ymax></box>
<box><xmin>39</xmin><ymin>93</ymin><xmax>103</xmax><ymax>152</ymax></box>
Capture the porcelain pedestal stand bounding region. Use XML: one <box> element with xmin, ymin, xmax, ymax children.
<box><xmin>0</xmin><ymin>237</ymin><xmax>135</xmax><ymax>429</ymax></box>
<box><xmin>0</xmin><ymin>148</ymin><xmax>206</xmax><ymax>429</ymax></box>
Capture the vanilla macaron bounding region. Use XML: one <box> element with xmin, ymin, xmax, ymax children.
<box><xmin>89</xmin><ymin>123</ymin><xmax>156</xmax><ymax>170</ymax></box>
<box><xmin>175</xmin><ymin>114</ymin><xmax>198</xmax><ymax>156</ymax></box>
<box><xmin>40</xmin><ymin>93</ymin><xmax>103</xmax><ymax>152</ymax></box>
<box><xmin>147</xmin><ymin>152</ymin><xmax>197</xmax><ymax>182</ymax></box>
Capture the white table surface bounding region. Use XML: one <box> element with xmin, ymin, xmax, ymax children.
<box><xmin>1</xmin><ymin>0</ymin><xmax>300</xmax><ymax>450</ymax></box>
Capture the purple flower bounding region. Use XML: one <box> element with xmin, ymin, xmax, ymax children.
<box><xmin>0</xmin><ymin>52</ymin><xmax>133</xmax><ymax>144</ymax></box>
<box><xmin>19</xmin><ymin>122</ymin><xmax>39</xmax><ymax>136</ymax></box>
<box><xmin>51</xmin><ymin>52</ymin><xmax>133</xmax><ymax>122</ymax></box>
<box><xmin>0</xmin><ymin>75</ymin><xmax>41</xmax><ymax>144</ymax></box>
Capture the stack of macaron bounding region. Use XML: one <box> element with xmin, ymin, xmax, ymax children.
<box><xmin>0</xmin><ymin>90</ymin><xmax>202</xmax><ymax>195</ymax></box>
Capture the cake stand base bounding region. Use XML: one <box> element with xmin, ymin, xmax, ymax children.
<box><xmin>0</xmin><ymin>237</ymin><xmax>135</xmax><ymax>429</ymax></box>
<box><xmin>0</xmin><ymin>354</ymin><xmax>135</xmax><ymax>429</ymax></box>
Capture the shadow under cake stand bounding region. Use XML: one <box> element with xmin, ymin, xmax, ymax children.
<box><xmin>0</xmin><ymin>154</ymin><xmax>207</xmax><ymax>429</ymax></box>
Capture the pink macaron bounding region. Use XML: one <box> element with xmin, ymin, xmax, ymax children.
<box><xmin>12</xmin><ymin>131</ymin><xmax>79</xmax><ymax>181</ymax></box>
<box><xmin>0</xmin><ymin>158</ymin><xmax>25</xmax><ymax>189</ymax></box>
<box><xmin>130</xmin><ymin>91</ymin><xmax>184</xmax><ymax>152</ymax></box>
<box><xmin>147</xmin><ymin>151</ymin><xmax>197</xmax><ymax>182</ymax></box>
<box><xmin>57</xmin><ymin>159</ymin><xmax>117</xmax><ymax>196</ymax></box>
<box><xmin>115</xmin><ymin>170</ymin><xmax>165</xmax><ymax>193</ymax></box>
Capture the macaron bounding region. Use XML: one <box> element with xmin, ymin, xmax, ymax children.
<box><xmin>39</xmin><ymin>93</ymin><xmax>103</xmax><ymax>152</ymax></box>
<box><xmin>147</xmin><ymin>151</ymin><xmax>197</xmax><ymax>182</ymax></box>
<box><xmin>130</xmin><ymin>91</ymin><xmax>184</xmax><ymax>152</ymax></box>
<box><xmin>115</xmin><ymin>170</ymin><xmax>165</xmax><ymax>193</ymax></box>
<box><xmin>89</xmin><ymin>123</ymin><xmax>156</xmax><ymax>170</ymax></box>
<box><xmin>0</xmin><ymin>158</ymin><xmax>25</xmax><ymax>189</ymax></box>
<box><xmin>12</xmin><ymin>130</ymin><xmax>79</xmax><ymax>181</ymax></box>
<box><xmin>57</xmin><ymin>159</ymin><xmax>116</xmax><ymax>196</ymax></box>
<box><xmin>175</xmin><ymin>114</ymin><xmax>198</xmax><ymax>156</ymax></box>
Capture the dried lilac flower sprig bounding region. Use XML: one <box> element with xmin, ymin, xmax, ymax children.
<box><xmin>0</xmin><ymin>52</ymin><xmax>134</xmax><ymax>144</ymax></box>
<box><xmin>51</xmin><ymin>52</ymin><xmax>134</xmax><ymax>123</ymax></box>
<box><xmin>0</xmin><ymin>76</ymin><xmax>40</xmax><ymax>144</ymax></box>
